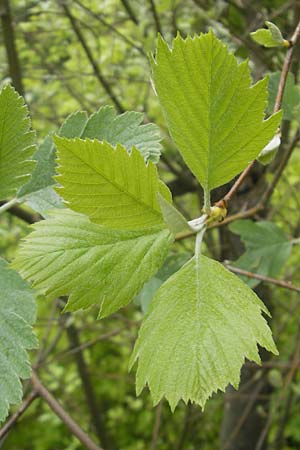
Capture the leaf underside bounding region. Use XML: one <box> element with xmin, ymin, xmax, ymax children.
<box><xmin>54</xmin><ymin>137</ymin><xmax>171</xmax><ymax>230</ymax></box>
<box><xmin>13</xmin><ymin>209</ymin><xmax>173</xmax><ymax>318</ymax></box>
<box><xmin>0</xmin><ymin>85</ymin><xmax>36</xmax><ymax>199</ymax></box>
<box><xmin>0</xmin><ymin>258</ymin><xmax>38</xmax><ymax>423</ymax></box>
<box><xmin>58</xmin><ymin>106</ymin><xmax>162</xmax><ymax>163</ymax></box>
<box><xmin>130</xmin><ymin>255</ymin><xmax>277</xmax><ymax>410</ymax></box>
<box><xmin>151</xmin><ymin>31</ymin><xmax>281</xmax><ymax>193</ymax></box>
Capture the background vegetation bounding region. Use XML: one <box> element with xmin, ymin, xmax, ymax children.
<box><xmin>1</xmin><ymin>0</ymin><xmax>300</xmax><ymax>449</ymax></box>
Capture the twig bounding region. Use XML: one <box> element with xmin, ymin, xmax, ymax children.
<box><xmin>148</xmin><ymin>0</ymin><xmax>162</xmax><ymax>34</ymax></box>
<box><xmin>274</xmin><ymin>20</ymin><xmax>300</xmax><ymax>112</ymax></box>
<box><xmin>73</xmin><ymin>0</ymin><xmax>146</xmax><ymax>57</ymax></box>
<box><xmin>0</xmin><ymin>200</ymin><xmax>40</xmax><ymax>223</ymax></box>
<box><xmin>60</xmin><ymin>0</ymin><xmax>125</xmax><ymax>113</ymax></box>
<box><xmin>150</xmin><ymin>401</ymin><xmax>163</xmax><ymax>450</ymax></box>
<box><xmin>0</xmin><ymin>198</ymin><xmax>18</xmax><ymax>214</ymax></box>
<box><xmin>120</xmin><ymin>0</ymin><xmax>139</xmax><ymax>25</ymax></box>
<box><xmin>31</xmin><ymin>372</ymin><xmax>103</xmax><ymax>450</ymax></box>
<box><xmin>225</xmin><ymin>264</ymin><xmax>300</xmax><ymax>293</ymax></box>
<box><xmin>0</xmin><ymin>391</ymin><xmax>38</xmax><ymax>441</ymax></box>
<box><xmin>66</xmin><ymin>324</ymin><xmax>113</xmax><ymax>449</ymax></box>
<box><xmin>0</xmin><ymin>0</ymin><xmax>24</xmax><ymax>95</ymax></box>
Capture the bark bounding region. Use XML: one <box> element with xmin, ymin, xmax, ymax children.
<box><xmin>0</xmin><ymin>0</ymin><xmax>24</xmax><ymax>95</ymax></box>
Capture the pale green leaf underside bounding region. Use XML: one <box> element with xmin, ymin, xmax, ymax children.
<box><xmin>130</xmin><ymin>255</ymin><xmax>277</xmax><ymax>410</ymax></box>
<box><xmin>0</xmin><ymin>258</ymin><xmax>38</xmax><ymax>423</ymax></box>
<box><xmin>54</xmin><ymin>137</ymin><xmax>171</xmax><ymax>230</ymax></box>
<box><xmin>151</xmin><ymin>31</ymin><xmax>281</xmax><ymax>192</ymax></box>
<box><xmin>58</xmin><ymin>106</ymin><xmax>162</xmax><ymax>163</ymax></box>
<box><xmin>13</xmin><ymin>210</ymin><xmax>173</xmax><ymax>318</ymax></box>
<box><xmin>0</xmin><ymin>85</ymin><xmax>36</xmax><ymax>199</ymax></box>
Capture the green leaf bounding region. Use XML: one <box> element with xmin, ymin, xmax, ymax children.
<box><xmin>54</xmin><ymin>137</ymin><xmax>171</xmax><ymax>230</ymax></box>
<box><xmin>58</xmin><ymin>106</ymin><xmax>162</xmax><ymax>163</ymax></box>
<box><xmin>250</xmin><ymin>21</ymin><xmax>287</xmax><ymax>48</ymax></box>
<box><xmin>0</xmin><ymin>85</ymin><xmax>36</xmax><ymax>200</ymax></box>
<box><xmin>130</xmin><ymin>255</ymin><xmax>277</xmax><ymax>410</ymax></box>
<box><xmin>0</xmin><ymin>258</ymin><xmax>38</xmax><ymax>423</ymax></box>
<box><xmin>150</xmin><ymin>31</ymin><xmax>281</xmax><ymax>198</ymax></box>
<box><xmin>13</xmin><ymin>209</ymin><xmax>173</xmax><ymax>318</ymax></box>
<box><xmin>229</xmin><ymin>220</ymin><xmax>292</xmax><ymax>287</ymax></box>
<box><xmin>267</xmin><ymin>72</ymin><xmax>300</xmax><ymax>120</ymax></box>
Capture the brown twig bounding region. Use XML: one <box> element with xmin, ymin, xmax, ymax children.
<box><xmin>0</xmin><ymin>0</ymin><xmax>24</xmax><ymax>95</ymax></box>
<box><xmin>120</xmin><ymin>0</ymin><xmax>139</xmax><ymax>25</ymax></box>
<box><xmin>60</xmin><ymin>0</ymin><xmax>125</xmax><ymax>113</ymax></box>
<box><xmin>66</xmin><ymin>324</ymin><xmax>114</xmax><ymax>449</ymax></box>
<box><xmin>31</xmin><ymin>372</ymin><xmax>103</xmax><ymax>450</ymax></box>
<box><xmin>148</xmin><ymin>0</ymin><xmax>162</xmax><ymax>34</ymax></box>
<box><xmin>0</xmin><ymin>201</ymin><xmax>40</xmax><ymax>223</ymax></box>
<box><xmin>0</xmin><ymin>390</ymin><xmax>38</xmax><ymax>441</ymax></box>
<box><xmin>225</xmin><ymin>264</ymin><xmax>300</xmax><ymax>293</ymax></box>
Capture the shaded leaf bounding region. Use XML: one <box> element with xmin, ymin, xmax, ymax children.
<box><xmin>58</xmin><ymin>106</ymin><xmax>162</xmax><ymax>163</ymax></box>
<box><xmin>229</xmin><ymin>220</ymin><xmax>292</xmax><ymax>287</ymax></box>
<box><xmin>0</xmin><ymin>258</ymin><xmax>38</xmax><ymax>422</ymax></box>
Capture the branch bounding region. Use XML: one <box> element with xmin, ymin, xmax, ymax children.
<box><xmin>31</xmin><ymin>372</ymin><xmax>104</xmax><ymax>450</ymax></box>
<box><xmin>225</xmin><ymin>264</ymin><xmax>300</xmax><ymax>293</ymax></box>
<box><xmin>73</xmin><ymin>0</ymin><xmax>146</xmax><ymax>57</ymax></box>
<box><xmin>120</xmin><ymin>0</ymin><xmax>139</xmax><ymax>25</ymax></box>
<box><xmin>0</xmin><ymin>391</ymin><xmax>38</xmax><ymax>441</ymax></box>
<box><xmin>148</xmin><ymin>0</ymin><xmax>162</xmax><ymax>34</ymax></box>
<box><xmin>0</xmin><ymin>0</ymin><xmax>24</xmax><ymax>95</ymax></box>
<box><xmin>60</xmin><ymin>1</ymin><xmax>125</xmax><ymax>113</ymax></box>
<box><xmin>0</xmin><ymin>200</ymin><xmax>40</xmax><ymax>223</ymax></box>
<box><xmin>66</xmin><ymin>324</ymin><xmax>114</xmax><ymax>449</ymax></box>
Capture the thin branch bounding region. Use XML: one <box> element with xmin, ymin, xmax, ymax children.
<box><xmin>31</xmin><ymin>372</ymin><xmax>104</xmax><ymax>450</ymax></box>
<box><xmin>274</xmin><ymin>20</ymin><xmax>300</xmax><ymax>112</ymax></box>
<box><xmin>150</xmin><ymin>401</ymin><xmax>162</xmax><ymax>450</ymax></box>
<box><xmin>0</xmin><ymin>198</ymin><xmax>18</xmax><ymax>214</ymax></box>
<box><xmin>0</xmin><ymin>391</ymin><xmax>38</xmax><ymax>441</ymax></box>
<box><xmin>66</xmin><ymin>324</ymin><xmax>114</xmax><ymax>450</ymax></box>
<box><xmin>148</xmin><ymin>0</ymin><xmax>162</xmax><ymax>34</ymax></box>
<box><xmin>73</xmin><ymin>0</ymin><xmax>146</xmax><ymax>57</ymax></box>
<box><xmin>59</xmin><ymin>1</ymin><xmax>125</xmax><ymax>113</ymax></box>
<box><xmin>120</xmin><ymin>0</ymin><xmax>139</xmax><ymax>25</ymax></box>
<box><xmin>0</xmin><ymin>200</ymin><xmax>40</xmax><ymax>223</ymax></box>
<box><xmin>225</xmin><ymin>264</ymin><xmax>300</xmax><ymax>293</ymax></box>
<box><xmin>0</xmin><ymin>0</ymin><xmax>24</xmax><ymax>95</ymax></box>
